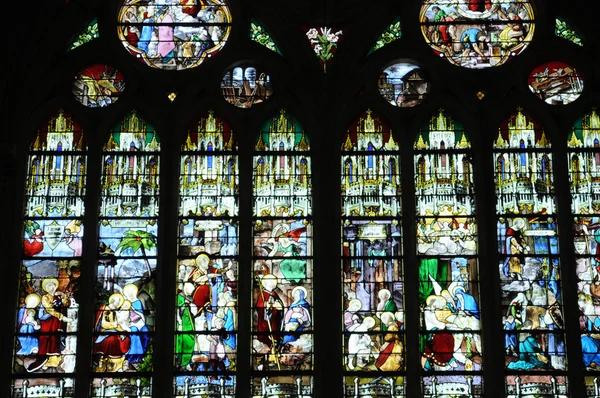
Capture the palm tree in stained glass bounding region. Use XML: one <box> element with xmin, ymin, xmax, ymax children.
<box><xmin>116</xmin><ymin>229</ymin><xmax>156</xmax><ymax>277</ymax></box>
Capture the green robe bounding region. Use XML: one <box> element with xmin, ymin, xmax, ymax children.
<box><xmin>175</xmin><ymin>293</ymin><xmax>196</xmax><ymax>367</ymax></box>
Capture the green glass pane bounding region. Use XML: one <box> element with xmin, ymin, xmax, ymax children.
<box><xmin>368</xmin><ymin>18</ymin><xmax>402</xmax><ymax>55</ymax></box>
<box><xmin>68</xmin><ymin>18</ymin><xmax>99</xmax><ymax>51</ymax></box>
<box><xmin>250</xmin><ymin>19</ymin><xmax>282</xmax><ymax>55</ymax></box>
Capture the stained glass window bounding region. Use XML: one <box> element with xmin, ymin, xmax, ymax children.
<box><xmin>368</xmin><ymin>18</ymin><xmax>402</xmax><ymax>55</ymax></box>
<box><xmin>556</xmin><ymin>17</ymin><xmax>583</xmax><ymax>47</ymax></box>
<box><xmin>117</xmin><ymin>0</ymin><xmax>233</xmax><ymax>70</ymax></box>
<box><xmin>69</xmin><ymin>18</ymin><xmax>99</xmax><ymax>51</ymax></box>
<box><xmin>420</xmin><ymin>0</ymin><xmax>535</xmax><ymax>68</ymax></box>
<box><xmin>341</xmin><ymin>110</ymin><xmax>404</xmax><ymax>397</ymax></box>
<box><xmin>494</xmin><ymin>109</ymin><xmax>568</xmax><ymax>397</ymax></box>
<box><xmin>174</xmin><ymin>111</ymin><xmax>238</xmax><ymax>396</ymax></box>
<box><xmin>378</xmin><ymin>63</ymin><xmax>430</xmax><ymax>108</ymax></box>
<box><xmin>250</xmin><ymin>19</ymin><xmax>282</xmax><ymax>55</ymax></box>
<box><xmin>221</xmin><ymin>65</ymin><xmax>273</xmax><ymax>109</ymax></box>
<box><xmin>528</xmin><ymin>62</ymin><xmax>584</xmax><ymax>106</ymax></box>
<box><xmin>12</xmin><ymin>111</ymin><xmax>85</xmax><ymax>397</ymax></box>
<box><xmin>91</xmin><ymin>111</ymin><xmax>159</xmax><ymax>397</ymax></box>
<box><xmin>73</xmin><ymin>64</ymin><xmax>126</xmax><ymax>108</ymax></box>
<box><xmin>305</xmin><ymin>27</ymin><xmax>343</xmax><ymax>72</ymax></box>
<box><xmin>568</xmin><ymin>109</ymin><xmax>600</xmax><ymax>396</ymax></box>
<box><xmin>251</xmin><ymin>110</ymin><xmax>313</xmax><ymax>397</ymax></box>
<box><xmin>414</xmin><ymin>109</ymin><xmax>483</xmax><ymax>396</ymax></box>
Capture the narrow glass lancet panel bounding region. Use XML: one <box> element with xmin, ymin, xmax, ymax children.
<box><xmin>569</xmin><ymin>109</ymin><xmax>600</xmax><ymax>396</ymax></box>
<box><xmin>12</xmin><ymin>111</ymin><xmax>86</xmax><ymax>397</ymax></box>
<box><xmin>414</xmin><ymin>109</ymin><xmax>483</xmax><ymax>397</ymax></box>
<box><xmin>250</xmin><ymin>19</ymin><xmax>282</xmax><ymax>55</ymax></box>
<box><xmin>494</xmin><ymin>109</ymin><xmax>568</xmax><ymax>397</ymax></box>
<box><xmin>174</xmin><ymin>111</ymin><xmax>238</xmax><ymax>396</ymax></box>
<box><xmin>251</xmin><ymin>110</ymin><xmax>313</xmax><ymax>396</ymax></box>
<box><xmin>91</xmin><ymin>111</ymin><xmax>158</xmax><ymax>396</ymax></box>
<box><xmin>341</xmin><ymin>110</ymin><xmax>405</xmax><ymax>397</ymax></box>
<box><xmin>69</xmin><ymin>18</ymin><xmax>99</xmax><ymax>51</ymax></box>
<box><xmin>368</xmin><ymin>17</ymin><xmax>402</xmax><ymax>54</ymax></box>
<box><xmin>556</xmin><ymin>17</ymin><xmax>583</xmax><ymax>47</ymax></box>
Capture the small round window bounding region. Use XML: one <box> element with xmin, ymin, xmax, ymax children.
<box><xmin>221</xmin><ymin>65</ymin><xmax>273</xmax><ymax>108</ymax></box>
<box><xmin>378</xmin><ymin>63</ymin><xmax>430</xmax><ymax>107</ymax></box>
<box><xmin>73</xmin><ymin>65</ymin><xmax>125</xmax><ymax>108</ymax></box>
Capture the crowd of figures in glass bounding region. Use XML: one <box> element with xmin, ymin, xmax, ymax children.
<box><xmin>92</xmin><ymin>112</ymin><xmax>159</xmax><ymax>396</ymax></box>
<box><xmin>175</xmin><ymin>111</ymin><xmax>238</xmax><ymax>397</ymax></box>
<box><xmin>12</xmin><ymin>111</ymin><xmax>85</xmax><ymax>397</ymax></box>
<box><xmin>117</xmin><ymin>0</ymin><xmax>233</xmax><ymax>70</ymax></box>
<box><xmin>569</xmin><ymin>109</ymin><xmax>600</xmax><ymax>396</ymax></box>
<box><xmin>420</xmin><ymin>0</ymin><xmax>535</xmax><ymax>69</ymax></box>
<box><xmin>414</xmin><ymin>110</ymin><xmax>483</xmax><ymax>396</ymax></box>
<box><xmin>494</xmin><ymin>109</ymin><xmax>568</xmax><ymax>397</ymax></box>
<box><xmin>72</xmin><ymin>64</ymin><xmax>126</xmax><ymax>108</ymax></box>
<box><xmin>221</xmin><ymin>65</ymin><xmax>273</xmax><ymax>109</ymax></box>
<box><xmin>251</xmin><ymin>111</ymin><xmax>314</xmax><ymax>397</ymax></box>
<box><xmin>341</xmin><ymin>111</ymin><xmax>405</xmax><ymax>397</ymax></box>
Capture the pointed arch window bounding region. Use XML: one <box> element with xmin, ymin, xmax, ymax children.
<box><xmin>414</xmin><ymin>109</ymin><xmax>483</xmax><ymax>397</ymax></box>
<box><xmin>251</xmin><ymin>110</ymin><xmax>313</xmax><ymax>396</ymax></box>
<box><xmin>92</xmin><ymin>111</ymin><xmax>159</xmax><ymax>397</ymax></box>
<box><xmin>341</xmin><ymin>110</ymin><xmax>404</xmax><ymax>396</ymax></box>
<box><xmin>12</xmin><ymin>110</ymin><xmax>86</xmax><ymax>397</ymax></box>
<box><xmin>568</xmin><ymin>109</ymin><xmax>600</xmax><ymax>396</ymax></box>
<box><xmin>174</xmin><ymin>111</ymin><xmax>238</xmax><ymax>396</ymax></box>
<box><xmin>494</xmin><ymin>109</ymin><xmax>568</xmax><ymax>397</ymax></box>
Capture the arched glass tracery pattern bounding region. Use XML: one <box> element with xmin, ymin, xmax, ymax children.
<box><xmin>494</xmin><ymin>109</ymin><xmax>568</xmax><ymax>397</ymax></box>
<box><xmin>251</xmin><ymin>110</ymin><xmax>313</xmax><ymax>397</ymax></box>
<box><xmin>568</xmin><ymin>109</ymin><xmax>600</xmax><ymax>396</ymax></box>
<box><xmin>414</xmin><ymin>109</ymin><xmax>483</xmax><ymax>397</ymax></box>
<box><xmin>174</xmin><ymin>111</ymin><xmax>238</xmax><ymax>396</ymax></box>
<box><xmin>12</xmin><ymin>111</ymin><xmax>86</xmax><ymax>397</ymax></box>
<box><xmin>91</xmin><ymin>111</ymin><xmax>159</xmax><ymax>397</ymax></box>
<box><xmin>341</xmin><ymin>110</ymin><xmax>405</xmax><ymax>396</ymax></box>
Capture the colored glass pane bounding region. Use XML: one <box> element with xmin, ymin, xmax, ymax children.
<box><xmin>368</xmin><ymin>18</ymin><xmax>402</xmax><ymax>54</ymax></box>
<box><xmin>528</xmin><ymin>62</ymin><xmax>583</xmax><ymax>106</ymax></box>
<box><xmin>252</xmin><ymin>110</ymin><xmax>313</xmax><ymax>395</ymax></box>
<box><xmin>221</xmin><ymin>65</ymin><xmax>273</xmax><ymax>109</ymax></box>
<box><xmin>73</xmin><ymin>64</ymin><xmax>126</xmax><ymax>108</ymax></box>
<box><xmin>305</xmin><ymin>27</ymin><xmax>343</xmax><ymax>72</ymax></box>
<box><xmin>174</xmin><ymin>111</ymin><xmax>238</xmax><ymax>396</ymax></box>
<box><xmin>414</xmin><ymin>109</ymin><xmax>483</xmax><ymax>396</ymax></box>
<box><xmin>69</xmin><ymin>18</ymin><xmax>99</xmax><ymax>51</ymax></box>
<box><xmin>92</xmin><ymin>112</ymin><xmax>159</xmax><ymax>394</ymax></box>
<box><xmin>420</xmin><ymin>0</ymin><xmax>535</xmax><ymax>69</ymax></box>
<box><xmin>494</xmin><ymin>109</ymin><xmax>568</xmax><ymax>397</ymax></box>
<box><xmin>12</xmin><ymin>111</ymin><xmax>86</xmax><ymax>397</ymax></box>
<box><xmin>569</xmin><ymin>109</ymin><xmax>600</xmax><ymax>396</ymax></box>
<box><xmin>378</xmin><ymin>63</ymin><xmax>430</xmax><ymax>108</ymax></box>
<box><xmin>117</xmin><ymin>0</ymin><xmax>233</xmax><ymax>71</ymax></box>
<box><xmin>341</xmin><ymin>110</ymin><xmax>405</xmax><ymax>396</ymax></box>
<box><xmin>250</xmin><ymin>19</ymin><xmax>282</xmax><ymax>55</ymax></box>
<box><xmin>556</xmin><ymin>17</ymin><xmax>583</xmax><ymax>47</ymax></box>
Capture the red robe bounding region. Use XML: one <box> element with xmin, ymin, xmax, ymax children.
<box><xmin>255</xmin><ymin>289</ymin><xmax>283</xmax><ymax>347</ymax></box>
<box><xmin>467</xmin><ymin>0</ymin><xmax>492</xmax><ymax>12</ymax></box>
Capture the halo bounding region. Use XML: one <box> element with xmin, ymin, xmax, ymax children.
<box><xmin>41</xmin><ymin>277</ymin><xmax>59</xmax><ymax>293</ymax></box>
<box><xmin>195</xmin><ymin>253</ymin><xmax>210</xmax><ymax>268</ymax></box>
<box><xmin>381</xmin><ymin>311</ymin><xmax>395</xmax><ymax>324</ymax></box>
<box><xmin>108</xmin><ymin>293</ymin><xmax>125</xmax><ymax>308</ymax></box>
<box><xmin>25</xmin><ymin>293</ymin><xmax>41</xmax><ymax>308</ymax></box>
<box><xmin>512</xmin><ymin>218</ymin><xmax>526</xmax><ymax>230</ymax></box>
<box><xmin>123</xmin><ymin>283</ymin><xmax>139</xmax><ymax>298</ymax></box>
<box><xmin>261</xmin><ymin>273</ymin><xmax>278</xmax><ymax>287</ymax></box>
<box><xmin>292</xmin><ymin>286</ymin><xmax>308</xmax><ymax>300</ymax></box>
<box><xmin>348</xmin><ymin>298</ymin><xmax>362</xmax><ymax>311</ymax></box>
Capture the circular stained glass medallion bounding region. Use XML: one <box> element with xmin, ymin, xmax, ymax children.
<box><xmin>528</xmin><ymin>62</ymin><xmax>583</xmax><ymax>105</ymax></box>
<box><xmin>420</xmin><ymin>0</ymin><xmax>535</xmax><ymax>69</ymax></box>
<box><xmin>73</xmin><ymin>64</ymin><xmax>126</xmax><ymax>108</ymax></box>
<box><xmin>117</xmin><ymin>0</ymin><xmax>232</xmax><ymax>70</ymax></box>
<box><xmin>221</xmin><ymin>65</ymin><xmax>273</xmax><ymax>108</ymax></box>
<box><xmin>378</xmin><ymin>63</ymin><xmax>430</xmax><ymax>107</ymax></box>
